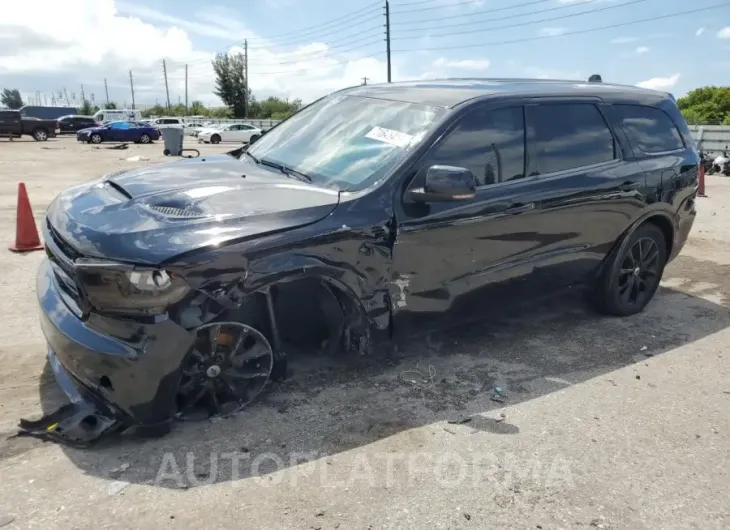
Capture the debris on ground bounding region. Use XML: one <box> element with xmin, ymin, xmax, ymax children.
<box><xmin>447</xmin><ymin>416</ymin><xmax>472</xmax><ymax>425</ymax></box>
<box><xmin>107</xmin><ymin>143</ymin><xmax>129</xmax><ymax>150</ymax></box>
<box><xmin>490</xmin><ymin>386</ymin><xmax>508</xmax><ymax>403</ymax></box>
<box><xmin>495</xmin><ymin>412</ymin><xmax>507</xmax><ymax>423</ymax></box>
<box><xmin>125</xmin><ymin>155</ymin><xmax>149</xmax><ymax>162</ymax></box>
<box><xmin>109</xmin><ymin>463</ymin><xmax>130</xmax><ymax>478</ymax></box>
<box><xmin>398</xmin><ymin>365</ymin><xmax>436</xmax><ymax>388</ymax></box>
<box><xmin>640</xmin><ymin>346</ymin><xmax>648</xmax><ymax>351</ymax></box>
<box><xmin>463</xmin><ymin>513</ymin><xmax>472</xmax><ymax>521</ymax></box>
<box><xmin>40</xmin><ymin>146</ymin><xmax>65</xmax><ymax>150</ymax></box>
<box><xmin>107</xmin><ymin>481</ymin><xmax>130</xmax><ymax>496</ymax></box>
<box><xmin>544</xmin><ymin>376</ymin><xmax>571</xmax><ymax>385</ymax></box>
<box><xmin>0</xmin><ymin>514</ymin><xmax>15</xmax><ymax>528</ymax></box>
<box><xmin>636</xmin><ymin>375</ymin><xmax>641</xmax><ymax>380</ymax></box>
<box><xmin>443</xmin><ymin>427</ymin><xmax>457</xmax><ymax>435</ymax></box>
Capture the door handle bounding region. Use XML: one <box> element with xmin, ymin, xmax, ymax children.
<box><xmin>619</xmin><ymin>181</ymin><xmax>640</xmax><ymax>192</ymax></box>
<box><xmin>504</xmin><ymin>202</ymin><xmax>535</xmax><ymax>214</ymax></box>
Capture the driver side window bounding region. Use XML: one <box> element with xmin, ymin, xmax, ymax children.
<box><xmin>414</xmin><ymin>106</ymin><xmax>526</xmax><ymax>188</ymax></box>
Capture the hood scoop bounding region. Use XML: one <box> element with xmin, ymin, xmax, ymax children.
<box><xmin>146</xmin><ymin>204</ymin><xmax>207</xmax><ymax>218</ymax></box>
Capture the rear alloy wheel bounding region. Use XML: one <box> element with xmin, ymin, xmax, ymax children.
<box><xmin>210</xmin><ymin>134</ymin><xmax>221</xmax><ymax>144</ymax></box>
<box><xmin>175</xmin><ymin>322</ymin><xmax>274</xmax><ymax>420</ymax></box>
<box><xmin>139</xmin><ymin>133</ymin><xmax>151</xmax><ymax>144</ymax></box>
<box><xmin>90</xmin><ymin>133</ymin><xmax>102</xmax><ymax>144</ymax></box>
<box><xmin>590</xmin><ymin>224</ymin><xmax>666</xmax><ymax>316</ymax></box>
<box><xmin>33</xmin><ymin>128</ymin><xmax>48</xmax><ymax>141</ymax></box>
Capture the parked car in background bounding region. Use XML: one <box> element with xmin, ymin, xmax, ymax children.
<box><xmin>92</xmin><ymin>109</ymin><xmax>142</xmax><ymax>124</ymax></box>
<box><xmin>198</xmin><ymin>123</ymin><xmax>262</xmax><ymax>144</ymax></box>
<box><xmin>0</xmin><ymin>109</ymin><xmax>59</xmax><ymax>140</ymax></box>
<box><xmin>19</xmin><ymin>105</ymin><xmax>77</xmax><ymax>120</ymax></box>
<box><xmin>33</xmin><ymin>78</ymin><xmax>698</xmax><ymax>440</ymax></box>
<box><xmin>57</xmin><ymin>115</ymin><xmax>99</xmax><ymax>134</ymax></box>
<box><xmin>148</xmin><ymin>117</ymin><xmax>184</xmax><ymax>131</ymax></box>
<box><xmin>184</xmin><ymin>122</ymin><xmax>206</xmax><ymax>136</ymax></box>
<box><xmin>76</xmin><ymin>120</ymin><xmax>160</xmax><ymax>144</ymax></box>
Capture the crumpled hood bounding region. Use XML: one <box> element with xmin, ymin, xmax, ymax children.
<box><xmin>46</xmin><ymin>155</ymin><xmax>340</xmax><ymax>265</ymax></box>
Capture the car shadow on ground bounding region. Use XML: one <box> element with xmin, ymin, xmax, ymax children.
<box><xmin>20</xmin><ymin>255</ymin><xmax>730</xmax><ymax>489</ymax></box>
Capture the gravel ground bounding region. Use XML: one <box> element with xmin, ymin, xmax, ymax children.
<box><xmin>0</xmin><ymin>136</ymin><xmax>728</xmax><ymax>529</ymax></box>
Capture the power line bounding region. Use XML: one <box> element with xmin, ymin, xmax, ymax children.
<box><xmin>391</xmin><ymin>0</ymin><xmax>479</xmax><ymax>5</ymax></box>
<box><xmin>246</xmin><ymin>15</ymin><xmax>383</xmax><ymax>49</ymax></box>
<box><xmin>392</xmin><ymin>0</ymin><xmax>644</xmax><ymax>40</ymax></box>
<box><xmin>392</xmin><ymin>3</ymin><xmax>730</xmax><ymax>51</ymax></box>
<box><xmin>392</xmin><ymin>0</ymin><xmax>554</xmax><ymax>25</ymax></box>
<box><xmin>390</xmin><ymin>0</ymin><xmax>548</xmax><ymax>14</ymax></box>
<box><xmin>239</xmin><ymin>2</ymin><xmax>382</xmax><ymax>41</ymax></box>
<box><xmin>394</xmin><ymin>0</ymin><xmax>600</xmax><ymax>33</ymax></box>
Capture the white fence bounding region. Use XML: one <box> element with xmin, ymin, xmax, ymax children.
<box><xmin>689</xmin><ymin>125</ymin><xmax>730</xmax><ymax>156</ymax></box>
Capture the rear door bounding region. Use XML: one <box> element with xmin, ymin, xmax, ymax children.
<box><xmin>523</xmin><ymin>99</ymin><xmax>647</xmax><ymax>288</ymax></box>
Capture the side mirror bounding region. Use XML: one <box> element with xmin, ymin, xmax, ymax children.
<box><xmin>407</xmin><ymin>165</ymin><xmax>476</xmax><ymax>203</ymax></box>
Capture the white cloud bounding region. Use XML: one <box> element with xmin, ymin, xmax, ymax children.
<box><xmin>696</xmin><ymin>27</ymin><xmax>706</xmax><ymax>36</ymax></box>
<box><xmin>636</xmin><ymin>73</ymin><xmax>680</xmax><ymax>91</ymax></box>
<box><xmin>539</xmin><ymin>27</ymin><xmax>567</xmax><ymax>37</ymax></box>
<box><xmin>0</xmin><ymin>0</ymin><xmax>398</xmax><ymax>106</ymax></box>
<box><xmin>431</xmin><ymin>58</ymin><xmax>490</xmax><ymax>70</ymax></box>
<box><xmin>634</xmin><ymin>46</ymin><xmax>650</xmax><ymax>55</ymax></box>
<box><xmin>718</xmin><ymin>27</ymin><xmax>730</xmax><ymax>39</ymax></box>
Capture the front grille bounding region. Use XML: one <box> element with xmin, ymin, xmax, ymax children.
<box><xmin>45</xmin><ymin>220</ymin><xmax>86</xmax><ymax>313</ymax></box>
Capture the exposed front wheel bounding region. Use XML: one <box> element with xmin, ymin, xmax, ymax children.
<box><xmin>90</xmin><ymin>133</ymin><xmax>102</xmax><ymax>144</ymax></box>
<box><xmin>589</xmin><ymin>224</ymin><xmax>667</xmax><ymax>316</ymax></box>
<box><xmin>33</xmin><ymin>128</ymin><xmax>48</xmax><ymax>141</ymax></box>
<box><xmin>210</xmin><ymin>134</ymin><xmax>221</xmax><ymax>144</ymax></box>
<box><xmin>175</xmin><ymin>322</ymin><xmax>274</xmax><ymax>420</ymax></box>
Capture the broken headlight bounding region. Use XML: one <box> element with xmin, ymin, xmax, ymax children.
<box><xmin>75</xmin><ymin>259</ymin><xmax>191</xmax><ymax>316</ymax></box>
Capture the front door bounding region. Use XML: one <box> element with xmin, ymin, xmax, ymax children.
<box><xmin>392</xmin><ymin>104</ymin><xmax>546</xmax><ymax>332</ymax></box>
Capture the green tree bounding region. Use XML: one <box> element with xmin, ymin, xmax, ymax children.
<box><xmin>677</xmin><ymin>86</ymin><xmax>730</xmax><ymax>125</ymax></box>
<box><xmin>79</xmin><ymin>99</ymin><xmax>95</xmax><ymax>115</ymax></box>
<box><xmin>1</xmin><ymin>88</ymin><xmax>23</xmax><ymax>109</ymax></box>
<box><xmin>211</xmin><ymin>52</ymin><xmax>249</xmax><ymax>118</ymax></box>
<box><xmin>104</xmin><ymin>102</ymin><xmax>118</xmax><ymax>110</ymax></box>
<box><xmin>189</xmin><ymin>100</ymin><xmax>207</xmax><ymax>115</ymax></box>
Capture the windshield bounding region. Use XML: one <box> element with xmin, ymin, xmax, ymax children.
<box><xmin>247</xmin><ymin>94</ymin><xmax>446</xmax><ymax>191</ymax></box>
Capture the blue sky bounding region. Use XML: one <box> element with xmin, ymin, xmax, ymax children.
<box><xmin>1</xmin><ymin>0</ymin><xmax>729</xmax><ymax>107</ymax></box>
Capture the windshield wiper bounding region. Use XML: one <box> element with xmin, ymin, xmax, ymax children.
<box><xmin>259</xmin><ymin>158</ymin><xmax>312</xmax><ymax>183</ymax></box>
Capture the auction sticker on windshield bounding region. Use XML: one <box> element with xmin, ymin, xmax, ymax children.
<box><xmin>365</xmin><ymin>126</ymin><xmax>414</xmax><ymax>148</ymax></box>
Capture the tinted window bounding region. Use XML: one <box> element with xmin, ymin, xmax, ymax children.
<box><xmin>528</xmin><ymin>104</ymin><xmax>615</xmax><ymax>174</ymax></box>
<box><xmin>615</xmin><ymin>105</ymin><xmax>683</xmax><ymax>153</ymax></box>
<box><xmin>0</xmin><ymin>110</ymin><xmax>17</xmax><ymax>118</ymax></box>
<box><xmin>421</xmin><ymin>106</ymin><xmax>525</xmax><ymax>186</ymax></box>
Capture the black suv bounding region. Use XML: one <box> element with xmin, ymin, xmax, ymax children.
<box><xmin>57</xmin><ymin>115</ymin><xmax>98</xmax><ymax>134</ymax></box>
<box><xmin>34</xmin><ymin>78</ymin><xmax>698</xmax><ymax>442</ymax></box>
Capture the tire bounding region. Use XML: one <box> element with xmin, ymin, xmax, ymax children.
<box><xmin>249</xmin><ymin>134</ymin><xmax>260</xmax><ymax>145</ymax></box>
<box><xmin>163</xmin><ymin>149</ymin><xmax>170</xmax><ymax>156</ymax></box>
<box><xmin>90</xmin><ymin>133</ymin><xmax>102</xmax><ymax>144</ymax></box>
<box><xmin>589</xmin><ymin>223</ymin><xmax>667</xmax><ymax>316</ymax></box>
<box><xmin>139</xmin><ymin>133</ymin><xmax>151</xmax><ymax>144</ymax></box>
<box><xmin>32</xmin><ymin>128</ymin><xmax>48</xmax><ymax>141</ymax></box>
<box><xmin>210</xmin><ymin>134</ymin><xmax>221</xmax><ymax>144</ymax></box>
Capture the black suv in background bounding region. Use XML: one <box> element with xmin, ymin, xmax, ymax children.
<box><xmin>34</xmin><ymin>78</ymin><xmax>698</xmax><ymax>440</ymax></box>
<box><xmin>57</xmin><ymin>115</ymin><xmax>98</xmax><ymax>134</ymax></box>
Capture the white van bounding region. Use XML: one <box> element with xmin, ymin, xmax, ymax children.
<box><xmin>148</xmin><ymin>117</ymin><xmax>184</xmax><ymax>130</ymax></box>
<box><xmin>93</xmin><ymin>109</ymin><xmax>142</xmax><ymax>123</ymax></box>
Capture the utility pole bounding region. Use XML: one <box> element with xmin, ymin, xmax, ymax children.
<box><xmin>385</xmin><ymin>0</ymin><xmax>391</xmax><ymax>83</ymax></box>
<box><xmin>184</xmin><ymin>64</ymin><xmax>188</xmax><ymax>116</ymax></box>
<box><xmin>80</xmin><ymin>84</ymin><xmax>86</xmax><ymax>103</ymax></box>
<box><xmin>129</xmin><ymin>70</ymin><xmax>136</xmax><ymax>110</ymax></box>
<box><xmin>361</xmin><ymin>77</ymin><xmax>369</xmax><ymax>85</ymax></box>
<box><xmin>243</xmin><ymin>39</ymin><xmax>249</xmax><ymax>119</ymax></box>
<box><xmin>44</xmin><ymin>94</ymin><xmax>48</xmax><ymax>105</ymax></box>
<box><xmin>162</xmin><ymin>59</ymin><xmax>171</xmax><ymax>113</ymax></box>
<box><xmin>63</xmin><ymin>88</ymin><xmax>70</xmax><ymax>106</ymax></box>
<box><xmin>104</xmin><ymin>78</ymin><xmax>110</xmax><ymax>105</ymax></box>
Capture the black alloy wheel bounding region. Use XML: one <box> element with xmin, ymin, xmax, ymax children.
<box><xmin>175</xmin><ymin>322</ymin><xmax>274</xmax><ymax>420</ymax></box>
<box><xmin>590</xmin><ymin>223</ymin><xmax>667</xmax><ymax>316</ymax></box>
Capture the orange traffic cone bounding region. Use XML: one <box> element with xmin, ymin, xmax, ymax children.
<box><xmin>9</xmin><ymin>183</ymin><xmax>44</xmax><ymax>252</ymax></box>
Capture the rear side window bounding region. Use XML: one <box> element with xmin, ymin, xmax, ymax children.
<box><xmin>527</xmin><ymin>103</ymin><xmax>616</xmax><ymax>174</ymax></box>
<box><xmin>615</xmin><ymin>105</ymin><xmax>683</xmax><ymax>153</ymax></box>
<box><xmin>422</xmin><ymin>106</ymin><xmax>526</xmax><ymax>187</ymax></box>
